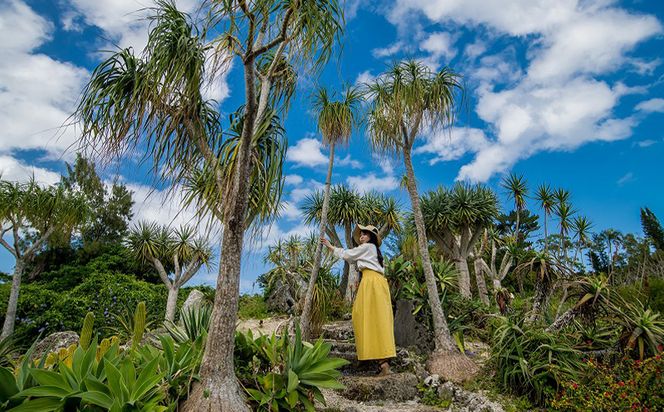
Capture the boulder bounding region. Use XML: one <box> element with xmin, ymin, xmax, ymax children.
<box><xmin>437</xmin><ymin>381</ymin><xmax>505</xmax><ymax>412</ymax></box>
<box><xmin>33</xmin><ymin>331</ymin><xmax>79</xmax><ymax>360</ymax></box>
<box><xmin>426</xmin><ymin>351</ymin><xmax>480</xmax><ymax>383</ymax></box>
<box><xmin>339</xmin><ymin>372</ymin><xmax>419</xmax><ymax>402</ymax></box>
<box><xmin>393</xmin><ymin>300</ymin><xmax>434</xmax><ymax>353</ymax></box>
<box><xmin>182</xmin><ymin>289</ymin><xmax>206</xmax><ymax>313</ymax></box>
<box><xmin>265</xmin><ymin>280</ymin><xmax>298</xmax><ymax>313</ymax></box>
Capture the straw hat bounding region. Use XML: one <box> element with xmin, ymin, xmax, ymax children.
<box><xmin>353</xmin><ymin>224</ymin><xmax>382</xmax><ymax>247</ymax></box>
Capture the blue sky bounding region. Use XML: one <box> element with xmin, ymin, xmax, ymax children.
<box><xmin>1</xmin><ymin>0</ymin><xmax>663</xmax><ymax>293</ymax></box>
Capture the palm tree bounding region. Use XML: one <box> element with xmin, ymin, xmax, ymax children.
<box><xmin>75</xmin><ymin>2</ymin><xmax>343</xmax><ymax>409</ymax></box>
<box><xmin>501</xmin><ymin>173</ymin><xmax>527</xmax><ymax>240</ymax></box>
<box><xmin>554</xmin><ymin>193</ymin><xmax>574</xmax><ymax>260</ymax></box>
<box><xmin>127</xmin><ymin>222</ymin><xmax>213</xmax><ymax>321</ymax></box>
<box><xmin>601</xmin><ymin>229</ymin><xmax>623</xmax><ymax>276</ymax></box>
<box><xmin>301</xmin><ymin>86</ymin><xmax>362</xmax><ymax>339</ymax></box>
<box><xmin>534</xmin><ymin>184</ymin><xmax>555</xmax><ymax>252</ymax></box>
<box><xmin>0</xmin><ymin>180</ymin><xmax>86</xmax><ymax>339</ymax></box>
<box><xmin>365</xmin><ymin>60</ymin><xmax>463</xmax><ymax>359</ymax></box>
<box><xmin>421</xmin><ymin>183</ymin><xmax>498</xmax><ymax>299</ymax></box>
<box><xmin>572</xmin><ymin>216</ymin><xmax>593</xmax><ymax>266</ymax></box>
<box><xmin>515</xmin><ymin>250</ymin><xmax>572</xmax><ymax>323</ymax></box>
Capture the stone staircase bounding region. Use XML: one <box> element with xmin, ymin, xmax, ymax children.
<box><xmin>316</xmin><ymin>320</ymin><xmax>505</xmax><ymax>412</ymax></box>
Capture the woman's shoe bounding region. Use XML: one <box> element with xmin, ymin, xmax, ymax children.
<box><xmin>378</xmin><ymin>360</ymin><xmax>392</xmax><ymax>376</ymax></box>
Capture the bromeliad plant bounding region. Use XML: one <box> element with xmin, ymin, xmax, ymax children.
<box><xmin>235</xmin><ymin>327</ymin><xmax>348</xmax><ymax>411</ymax></box>
<box><xmin>616</xmin><ymin>300</ymin><xmax>664</xmax><ymax>360</ymax></box>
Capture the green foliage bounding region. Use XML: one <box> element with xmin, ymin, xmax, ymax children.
<box><xmin>647</xmin><ymin>277</ymin><xmax>664</xmax><ymax>313</ymax></box>
<box><xmin>238</xmin><ymin>294</ymin><xmax>271</xmax><ymax>320</ymax></box>
<box><xmin>235</xmin><ymin>327</ymin><xmax>348</xmax><ymax>411</ymax></box>
<box><xmin>164</xmin><ymin>304</ymin><xmax>212</xmax><ymax>343</ymax></box>
<box><xmin>79</xmin><ymin>312</ymin><xmax>94</xmax><ymax>350</ymax></box>
<box><xmin>640</xmin><ymin>207</ymin><xmax>664</xmax><ymax>251</ymax></box>
<box><xmin>551</xmin><ymin>355</ymin><xmax>664</xmax><ymax>411</ymax></box>
<box><xmin>489</xmin><ymin>315</ymin><xmax>585</xmax><ymax>405</ymax></box>
<box><xmin>616</xmin><ymin>300</ymin><xmax>664</xmax><ymax>360</ymax></box>
<box><xmin>132</xmin><ymin>301</ymin><xmax>147</xmax><ymax>350</ymax></box>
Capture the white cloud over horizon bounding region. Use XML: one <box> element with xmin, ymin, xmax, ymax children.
<box><xmin>383</xmin><ymin>0</ymin><xmax>663</xmax><ymax>182</ymax></box>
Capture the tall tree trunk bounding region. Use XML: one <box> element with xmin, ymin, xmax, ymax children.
<box><xmin>345</xmin><ymin>265</ymin><xmax>359</xmax><ymax>304</ymax></box>
<box><xmin>403</xmin><ymin>149</ymin><xmax>454</xmax><ymax>352</ymax></box>
<box><xmin>543</xmin><ymin>213</ymin><xmax>549</xmax><ymax>252</ymax></box>
<box><xmin>1</xmin><ymin>260</ymin><xmax>24</xmax><ymax>340</ymax></box>
<box><xmin>165</xmin><ymin>286</ymin><xmax>179</xmax><ymax>322</ymax></box>
<box><xmin>473</xmin><ymin>258</ymin><xmax>489</xmax><ymax>306</ymax></box>
<box><xmin>455</xmin><ymin>257</ymin><xmax>472</xmax><ymax>299</ymax></box>
<box><xmin>527</xmin><ymin>281</ymin><xmax>550</xmax><ymax>324</ymax></box>
<box><xmin>183</xmin><ymin>58</ymin><xmax>259</xmax><ymax>412</ymax></box>
<box><xmin>547</xmin><ymin>306</ymin><xmax>578</xmax><ymax>333</ymax></box>
<box><xmin>300</xmin><ymin>142</ymin><xmax>335</xmax><ymax>340</ymax></box>
<box><xmin>339</xmin><ymin>223</ymin><xmax>352</xmax><ymax>297</ymax></box>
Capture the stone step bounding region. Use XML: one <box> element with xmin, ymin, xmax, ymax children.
<box><xmin>337</xmin><ymin>372</ymin><xmax>420</xmax><ymax>402</ymax></box>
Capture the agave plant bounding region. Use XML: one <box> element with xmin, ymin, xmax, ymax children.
<box><xmin>616</xmin><ymin>300</ymin><xmax>664</xmax><ymax>360</ymax></box>
<box><xmin>164</xmin><ymin>304</ymin><xmax>213</xmax><ymax>343</ymax></box>
<box><xmin>547</xmin><ymin>274</ymin><xmax>611</xmax><ymax>332</ymax></box>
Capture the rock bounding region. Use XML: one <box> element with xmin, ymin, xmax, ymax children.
<box><xmin>182</xmin><ymin>289</ymin><xmax>206</xmax><ymax>313</ymax></box>
<box><xmin>322</xmin><ymin>320</ymin><xmax>354</xmax><ymax>341</ymax></box>
<box><xmin>394</xmin><ymin>300</ymin><xmax>431</xmax><ymax>352</ymax></box>
<box><xmin>33</xmin><ymin>331</ymin><xmax>79</xmax><ymax>360</ymax></box>
<box><xmin>339</xmin><ymin>373</ymin><xmax>419</xmax><ymax>402</ymax></box>
<box><xmin>437</xmin><ymin>382</ymin><xmax>505</xmax><ymax>412</ymax></box>
<box><xmin>426</xmin><ymin>351</ymin><xmax>480</xmax><ymax>383</ymax></box>
<box><xmin>265</xmin><ymin>280</ymin><xmax>298</xmax><ymax>313</ymax></box>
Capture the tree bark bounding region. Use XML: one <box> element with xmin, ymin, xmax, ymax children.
<box><xmin>165</xmin><ymin>286</ymin><xmax>179</xmax><ymax>322</ymax></box>
<box><xmin>546</xmin><ymin>306</ymin><xmax>578</xmax><ymax>333</ymax></box>
<box><xmin>472</xmin><ymin>258</ymin><xmax>490</xmax><ymax>306</ymax></box>
<box><xmin>403</xmin><ymin>148</ymin><xmax>454</xmax><ymax>352</ymax></box>
<box><xmin>300</xmin><ymin>142</ymin><xmax>335</xmax><ymax>340</ymax></box>
<box><xmin>455</xmin><ymin>257</ymin><xmax>472</xmax><ymax>299</ymax></box>
<box><xmin>183</xmin><ymin>56</ymin><xmax>260</xmax><ymax>412</ymax></box>
<box><xmin>345</xmin><ymin>265</ymin><xmax>359</xmax><ymax>304</ymax></box>
<box><xmin>527</xmin><ymin>281</ymin><xmax>550</xmax><ymax>324</ymax></box>
<box><xmin>339</xmin><ymin>223</ymin><xmax>352</xmax><ymax>297</ymax></box>
<box><xmin>1</xmin><ymin>260</ymin><xmax>24</xmax><ymax>340</ymax></box>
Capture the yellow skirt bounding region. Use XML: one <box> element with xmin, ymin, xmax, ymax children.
<box><xmin>352</xmin><ymin>269</ymin><xmax>396</xmax><ymax>360</ymax></box>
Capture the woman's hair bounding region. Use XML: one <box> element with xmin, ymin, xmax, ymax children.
<box><xmin>362</xmin><ymin>230</ymin><xmax>384</xmax><ymax>267</ymax></box>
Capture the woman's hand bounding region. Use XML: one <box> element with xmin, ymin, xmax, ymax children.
<box><xmin>320</xmin><ymin>237</ymin><xmax>332</xmax><ymax>249</ymax></box>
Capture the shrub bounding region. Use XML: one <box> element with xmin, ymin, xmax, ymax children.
<box><xmin>551</xmin><ymin>355</ymin><xmax>663</xmax><ymax>411</ymax></box>
<box><xmin>489</xmin><ymin>315</ymin><xmax>585</xmax><ymax>405</ymax></box>
<box><xmin>648</xmin><ymin>277</ymin><xmax>664</xmax><ymax>314</ymax></box>
<box><xmin>238</xmin><ymin>294</ymin><xmax>271</xmax><ymax>320</ymax></box>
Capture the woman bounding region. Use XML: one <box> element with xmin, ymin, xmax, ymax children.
<box><xmin>321</xmin><ymin>224</ymin><xmax>396</xmax><ymax>375</ymax></box>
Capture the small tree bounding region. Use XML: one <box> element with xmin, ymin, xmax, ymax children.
<box><xmin>300</xmin><ymin>86</ymin><xmax>362</xmax><ymax>339</ymax></box>
<box><xmin>365</xmin><ymin>60</ymin><xmax>475</xmax><ymax>381</ymax></box>
<box><xmin>0</xmin><ymin>180</ymin><xmax>85</xmax><ymax>339</ymax></box>
<box><xmin>127</xmin><ymin>222</ymin><xmax>212</xmax><ymax>321</ymax></box>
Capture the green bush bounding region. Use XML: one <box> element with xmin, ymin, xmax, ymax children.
<box><xmin>551</xmin><ymin>355</ymin><xmax>663</xmax><ymax>411</ymax></box>
<box><xmin>235</xmin><ymin>327</ymin><xmax>348</xmax><ymax>411</ymax></box>
<box><xmin>489</xmin><ymin>315</ymin><xmax>585</xmax><ymax>406</ymax></box>
<box><xmin>238</xmin><ymin>294</ymin><xmax>270</xmax><ymax>320</ymax></box>
<box><xmin>648</xmin><ymin>277</ymin><xmax>664</xmax><ymax>314</ymax></box>
<box><xmin>0</xmin><ymin>272</ymin><xmax>168</xmax><ymax>345</ymax></box>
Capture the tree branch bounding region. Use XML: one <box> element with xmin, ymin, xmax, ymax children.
<box><xmin>24</xmin><ymin>226</ymin><xmax>55</xmax><ymax>260</ymax></box>
<box><xmin>250</xmin><ymin>7</ymin><xmax>294</xmax><ymax>59</ymax></box>
<box><xmin>179</xmin><ymin>259</ymin><xmax>203</xmax><ymax>286</ymax></box>
<box><xmin>151</xmin><ymin>257</ymin><xmax>172</xmax><ymax>288</ymax></box>
<box><xmin>0</xmin><ymin>237</ymin><xmax>17</xmax><ymax>258</ymax></box>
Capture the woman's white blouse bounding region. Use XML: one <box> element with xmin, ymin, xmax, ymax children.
<box><xmin>332</xmin><ymin>243</ymin><xmax>384</xmax><ymax>274</ymax></box>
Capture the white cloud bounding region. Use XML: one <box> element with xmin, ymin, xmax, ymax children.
<box><xmin>617</xmin><ymin>172</ymin><xmax>635</xmax><ymax>186</ymax></box>
<box><xmin>286</xmin><ymin>138</ymin><xmax>328</xmax><ymax>167</ymax></box>
<box><xmin>415</xmin><ymin>127</ymin><xmax>490</xmax><ymax>164</ymax></box>
<box><xmin>636</xmin><ymin>98</ymin><xmax>664</xmax><ymax>113</ymax></box>
<box><xmin>636</xmin><ymin>139</ymin><xmax>657</xmax><ymax>148</ymax></box>
<box><xmin>0</xmin><ymin>155</ymin><xmax>61</xmax><ymax>185</ymax></box>
<box><xmin>347</xmin><ymin>173</ymin><xmax>399</xmax><ymax>194</ymax></box>
<box><xmin>420</xmin><ymin>32</ymin><xmax>457</xmax><ymax>62</ymax></box>
<box><xmin>386</xmin><ymin>0</ymin><xmax>662</xmax><ymax>181</ymax></box>
<box><xmin>337</xmin><ymin>154</ymin><xmax>362</xmax><ymax>169</ymax></box>
<box><xmin>247</xmin><ymin>222</ymin><xmax>313</xmax><ymax>251</ymax></box>
<box><xmin>0</xmin><ymin>1</ymin><xmax>89</xmax><ymax>159</ymax></box>
<box><xmin>284</xmin><ymin>174</ymin><xmax>303</xmax><ymax>186</ymax></box>
<box><xmin>355</xmin><ymin>70</ymin><xmax>376</xmax><ymax>86</ymax></box>
<box><xmin>372</xmin><ymin>41</ymin><xmax>404</xmax><ymax>58</ymax></box>
<box><xmin>464</xmin><ymin>40</ymin><xmax>487</xmax><ymax>59</ymax></box>
<box><xmin>280</xmin><ymin>201</ymin><xmax>302</xmax><ymax>221</ymax></box>
<box><xmin>126</xmin><ymin>182</ymin><xmax>220</xmax><ymax>239</ymax></box>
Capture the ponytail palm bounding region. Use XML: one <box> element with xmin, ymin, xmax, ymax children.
<box><xmin>76</xmin><ymin>1</ymin><xmax>343</xmax><ymax>409</ymax></box>
<box><xmin>366</xmin><ymin>60</ymin><xmax>463</xmax><ymax>363</ymax></box>
<box><xmin>301</xmin><ymin>85</ymin><xmax>362</xmax><ymax>339</ymax></box>
<box><xmin>0</xmin><ymin>180</ymin><xmax>86</xmax><ymax>339</ymax></box>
